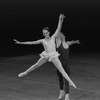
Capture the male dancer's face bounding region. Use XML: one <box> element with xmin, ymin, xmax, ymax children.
<box><xmin>60</xmin><ymin>33</ymin><xmax>65</xmax><ymax>41</ymax></box>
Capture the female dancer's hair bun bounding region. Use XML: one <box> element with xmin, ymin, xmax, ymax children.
<box><xmin>43</xmin><ymin>27</ymin><xmax>49</xmax><ymax>31</ymax></box>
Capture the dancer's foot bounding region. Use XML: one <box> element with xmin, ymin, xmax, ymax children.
<box><xmin>18</xmin><ymin>71</ymin><xmax>28</xmax><ymax>77</ymax></box>
<box><xmin>69</xmin><ymin>81</ymin><xmax>77</xmax><ymax>88</ymax></box>
<box><xmin>65</xmin><ymin>94</ymin><xmax>70</xmax><ymax>100</ymax></box>
<box><xmin>58</xmin><ymin>90</ymin><xmax>65</xmax><ymax>99</ymax></box>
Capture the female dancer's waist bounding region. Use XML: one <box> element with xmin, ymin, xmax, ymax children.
<box><xmin>39</xmin><ymin>51</ymin><xmax>60</xmax><ymax>62</ymax></box>
<box><xmin>45</xmin><ymin>50</ymin><xmax>57</xmax><ymax>53</ymax></box>
<box><xmin>43</xmin><ymin>51</ymin><xmax>58</xmax><ymax>55</ymax></box>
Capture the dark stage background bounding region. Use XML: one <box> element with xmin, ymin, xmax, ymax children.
<box><xmin>0</xmin><ymin>0</ymin><xmax>100</xmax><ymax>56</ymax></box>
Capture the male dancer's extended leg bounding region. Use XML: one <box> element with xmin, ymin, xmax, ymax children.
<box><xmin>57</xmin><ymin>70</ymin><xmax>64</xmax><ymax>90</ymax></box>
<box><xmin>57</xmin><ymin>70</ymin><xmax>65</xmax><ymax>99</ymax></box>
<box><xmin>57</xmin><ymin>62</ymin><xmax>70</xmax><ymax>99</ymax></box>
<box><xmin>64</xmin><ymin>64</ymin><xmax>70</xmax><ymax>94</ymax></box>
<box><xmin>64</xmin><ymin>64</ymin><xmax>70</xmax><ymax>100</ymax></box>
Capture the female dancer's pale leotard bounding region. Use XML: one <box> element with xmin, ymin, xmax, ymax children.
<box><xmin>40</xmin><ymin>36</ymin><xmax>60</xmax><ymax>61</ymax></box>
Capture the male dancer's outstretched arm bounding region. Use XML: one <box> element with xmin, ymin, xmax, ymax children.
<box><xmin>68</xmin><ymin>40</ymin><xmax>81</xmax><ymax>46</ymax></box>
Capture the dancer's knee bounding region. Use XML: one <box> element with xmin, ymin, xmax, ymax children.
<box><xmin>34</xmin><ymin>63</ymin><xmax>40</xmax><ymax>68</ymax></box>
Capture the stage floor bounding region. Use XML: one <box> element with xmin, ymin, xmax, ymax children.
<box><xmin>0</xmin><ymin>53</ymin><xmax>100</xmax><ymax>100</ymax></box>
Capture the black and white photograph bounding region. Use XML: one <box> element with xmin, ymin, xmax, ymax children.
<box><xmin>0</xmin><ymin>0</ymin><xmax>100</xmax><ymax>100</ymax></box>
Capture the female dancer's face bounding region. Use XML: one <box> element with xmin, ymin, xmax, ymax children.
<box><xmin>43</xmin><ymin>30</ymin><xmax>50</xmax><ymax>38</ymax></box>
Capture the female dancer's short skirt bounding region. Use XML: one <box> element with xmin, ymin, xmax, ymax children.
<box><xmin>40</xmin><ymin>51</ymin><xmax>60</xmax><ymax>62</ymax></box>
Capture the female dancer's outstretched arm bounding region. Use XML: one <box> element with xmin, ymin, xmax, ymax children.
<box><xmin>52</xmin><ymin>14</ymin><xmax>65</xmax><ymax>38</ymax></box>
<box><xmin>13</xmin><ymin>39</ymin><xmax>42</xmax><ymax>45</ymax></box>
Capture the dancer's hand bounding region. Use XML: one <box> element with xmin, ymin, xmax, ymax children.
<box><xmin>69</xmin><ymin>81</ymin><xmax>77</xmax><ymax>88</ymax></box>
<box><xmin>59</xmin><ymin>14</ymin><xmax>65</xmax><ymax>21</ymax></box>
<box><xmin>13</xmin><ymin>39</ymin><xmax>20</xmax><ymax>44</ymax></box>
<box><xmin>76</xmin><ymin>40</ymin><xmax>81</xmax><ymax>44</ymax></box>
<box><xmin>18</xmin><ymin>71</ymin><xmax>28</xmax><ymax>77</ymax></box>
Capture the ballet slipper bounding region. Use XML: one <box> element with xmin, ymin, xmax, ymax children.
<box><xmin>69</xmin><ymin>81</ymin><xmax>77</xmax><ymax>88</ymax></box>
<box><xmin>18</xmin><ymin>71</ymin><xmax>28</xmax><ymax>77</ymax></box>
<box><xmin>65</xmin><ymin>94</ymin><xmax>70</xmax><ymax>100</ymax></box>
<box><xmin>58</xmin><ymin>90</ymin><xmax>65</xmax><ymax>99</ymax></box>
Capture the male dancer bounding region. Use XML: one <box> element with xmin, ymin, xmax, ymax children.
<box><xmin>56</xmin><ymin>33</ymin><xmax>80</xmax><ymax>100</ymax></box>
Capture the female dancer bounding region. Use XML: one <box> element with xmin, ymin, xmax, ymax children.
<box><xmin>56</xmin><ymin>33</ymin><xmax>80</xmax><ymax>100</ymax></box>
<box><xmin>14</xmin><ymin>14</ymin><xmax>76</xmax><ymax>88</ymax></box>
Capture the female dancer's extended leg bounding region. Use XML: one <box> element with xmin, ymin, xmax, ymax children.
<box><xmin>52</xmin><ymin>57</ymin><xmax>76</xmax><ymax>88</ymax></box>
<box><xmin>18</xmin><ymin>57</ymin><xmax>48</xmax><ymax>77</ymax></box>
